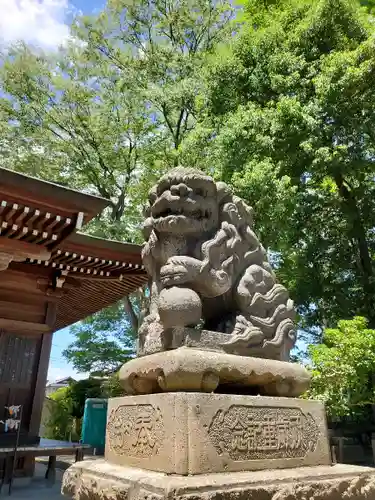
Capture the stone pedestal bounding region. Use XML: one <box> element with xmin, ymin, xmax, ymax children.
<box><xmin>61</xmin><ymin>391</ymin><xmax>375</xmax><ymax>500</ymax></box>
<box><xmin>105</xmin><ymin>393</ymin><xmax>330</xmax><ymax>475</ymax></box>
<box><xmin>63</xmin><ymin>460</ymin><xmax>375</xmax><ymax>500</ymax></box>
<box><xmin>119</xmin><ymin>347</ymin><xmax>311</xmax><ymax>397</ymax></box>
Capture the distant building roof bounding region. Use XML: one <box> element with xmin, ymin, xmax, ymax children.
<box><xmin>46</xmin><ymin>377</ymin><xmax>74</xmax><ymax>386</ymax></box>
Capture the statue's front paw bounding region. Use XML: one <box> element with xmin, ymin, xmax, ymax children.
<box><xmin>160</xmin><ymin>256</ymin><xmax>202</xmax><ymax>286</ymax></box>
<box><xmin>160</xmin><ymin>262</ymin><xmax>190</xmax><ymax>286</ymax></box>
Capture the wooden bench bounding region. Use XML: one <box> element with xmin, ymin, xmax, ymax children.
<box><xmin>0</xmin><ymin>438</ymin><xmax>92</xmax><ymax>489</ymax></box>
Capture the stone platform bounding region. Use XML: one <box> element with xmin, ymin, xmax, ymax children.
<box><xmin>104</xmin><ymin>393</ymin><xmax>330</xmax><ymax>475</ymax></box>
<box><xmin>62</xmin><ymin>460</ymin><xmax>375</xmax><ymax>500</ymax></box>
<box><xmin>120</xmin><ymin>347</ymin><xmax>310</xmax><ymax>397</ymax></box>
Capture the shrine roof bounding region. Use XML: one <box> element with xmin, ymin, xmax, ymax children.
<box><xmin>0</xmin><ymin>167</ymin><xmax>109</xmax><ymax>221</ymax></box>
<box><xmin>0</xmin><ymin>168</ymin><xmax>147</xmax><ymax>332</ymax></box>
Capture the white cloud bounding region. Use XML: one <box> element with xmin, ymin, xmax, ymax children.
<box><xmin>0</xmin><ymin>0</ymin><xmax>71</xmax><ymax>49</ymax></box>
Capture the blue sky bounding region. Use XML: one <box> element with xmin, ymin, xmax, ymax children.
<box><xmin>0</xmin><ymin>0</ymin><xmax>106</xmax><ymax>381</ymax></box>
<box><xmin>49</xmin><ymin>328</ymin><xmax>86</xmax><ymax>382</ymax></box>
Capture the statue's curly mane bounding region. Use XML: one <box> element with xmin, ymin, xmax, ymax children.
<box><xmin>200</xmin><ymin>192</ymin><xmax>270</xmax><ymax>280</ymax></box>
<box><xmin>140</xmin><ymin>169</ymin><xmax>296</xmax><ymax>361</ymax></box>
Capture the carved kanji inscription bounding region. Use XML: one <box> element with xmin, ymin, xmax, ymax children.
<box><xmin>208</xmin><ymin>405</ymin><xmax>319</xmax><ymax>461</ymax></box>
<box><xmin>107</xmin><ymin>404</ymin><xmax>164</xmax><ymax>458</ymax></box>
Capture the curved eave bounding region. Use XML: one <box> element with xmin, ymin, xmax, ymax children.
<box><xmin>60</xmin><ymin>233</ymin><xmax>143</xmax><ymax>265</ymax></box>
<box><xmin>53</xmin><ymin>273</ymin><xmax>148</xmax><ymax>332</ymax></box>
<box><xmin>25</xmin><ymin>233</ymin><xmax>145</xmax><ymax>277</ymax></box>
<box><xmin>0</xmin><ymin>168</ymin><xmax>110</xmax><ymax>222</ymax></box>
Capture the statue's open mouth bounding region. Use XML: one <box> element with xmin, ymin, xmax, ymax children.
<box><xmin>149</xmin><ymin>192</ymin><xmax>218</xmax><ymax>233</ymax></box>
<box><xmin>154</xmin><ymin>208</ymin><xmax>211</xmax><ymax>220</ymax></box>
<box><xmin>151</xmin><ymin>197</ymin><xmax>213</xmax><ymax>228</ymax></box>
<box><xmin>152</xmin><ymin>195</ymin><xmax>209</xmax><ymax>214</ymax></box>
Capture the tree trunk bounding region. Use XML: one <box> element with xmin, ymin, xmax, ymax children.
<box><xmin>123</xmin><ymin>295</ymin><xmax>139</xmax><ymax>333</ymax></box>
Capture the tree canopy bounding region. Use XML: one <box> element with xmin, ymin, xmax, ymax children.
<box><xmin>307</xmin><ymin>317</ymin><xmax>375</xmax><ymax>420</ymax></box>
<box><xmin>2</xmin><ymin>0</ymin><xmax>375</xmax><ymax>377</ymax></box>
<box><xmin>0</xmin><ymin>0</ymin><xmax>233</xmax><ymax>241</ymax></box>
<box><xmin>62</xmin><ymin>300</ymin><xmax>137</xmax><ymax>375</ymax></box>
<box><xmin>184</xmin><ymin>0</ymin><xmax>375</xmax><ymax>338</ymax></box>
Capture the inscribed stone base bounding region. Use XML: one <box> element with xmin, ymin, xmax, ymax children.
<box><xmin>62</xmin><ymin>460</ymin><xmax>375</xmax><ymax>500</ymax></box>
<box><xmin>104</xmin><ymin>393</ymin><xmax>330</xmax><ymax>475</ymax></box>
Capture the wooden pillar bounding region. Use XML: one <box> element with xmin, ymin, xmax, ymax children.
<box><xmin>28</xmin><ymin>331</ymin><xmax>53</xmax><ymax>439</ymax></box>
<box><xmin>29</xmin><ymin>302</ymin><xmax>56</xmax><ymax>439</ymax></box>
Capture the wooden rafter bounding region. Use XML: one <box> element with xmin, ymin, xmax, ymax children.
<box><xmin>0</xmin><ymin>199</ymin><xmax>84</xmax><ymax>250</ymax></box>
<box><xmin>0</xmin><ymin>167</ymin><xmax>147</xmax><ymax>332</ymax></box>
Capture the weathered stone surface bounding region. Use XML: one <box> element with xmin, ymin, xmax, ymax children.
<box><xmin>119</xmin><ymin>347</ymin><xmax>311</xmax><ymax>397</ymax></box>
<box><xmin>158</xmin><ymin>287</ymin><xmax>202</xmax><ymax>329</ymax></box>
<box><xmin>62</xmin><ymin>460</ymin><xmax>375</xmax><ymax>500</ymax></box>
<box><xmin>62</xmin><ymin>169</ymin><xmax>342</xmax><ymax>500</ymax></box>
<box><xmin>138</xmin><ymin>326</ymin><xmax>278</xmax><ymax>354</ymax></box>
<box><xmin>104</xmin><ymin>393</ymin><xmax>330</xmax><ymax>475</ymax></box>
<box><xmin>139</xmin><ymin>167</ymin><xmax>296</xmax><ymax>361</ymax></box>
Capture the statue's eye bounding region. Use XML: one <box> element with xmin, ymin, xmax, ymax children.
<box><xmin>195</xmin><ymin>188</ymin><xmax>204</xmax><ymax>196</ymax></box>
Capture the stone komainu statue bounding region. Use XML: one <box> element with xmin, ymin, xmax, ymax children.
<box><xmin>139</xmin><ymin>167</ymin><xmax>296</xmax><ymax>361</ymax></box>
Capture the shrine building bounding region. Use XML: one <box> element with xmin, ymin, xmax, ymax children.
<box><xmin>0</xmin><ymin>167</ymin><xmax>147</xmax><ymax>453</ymax></box>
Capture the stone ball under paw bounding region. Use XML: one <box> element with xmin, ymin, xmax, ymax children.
<box><xmin>158</xmin><ymin>286</ymin><xmax>202</xmax><ymax>328</ymax></box>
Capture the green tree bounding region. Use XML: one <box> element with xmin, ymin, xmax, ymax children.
<box><xmin>0</xmin><ymin>0</ymin><xmax>234</xmax><ymax>240</ymax></box>
<box><xmin>184</xmin><ymin>0</ymin><xmax>375</xmax><ymax>337</ymax></box>
<box><xmin>62</xmin><ymin>301</ymin><xmax>137</xmax><ymax>375</ymax></box>
<box><xmin>0</xmin><ymin>40</ymin><xmax>152</xmax><ymax>241</ymax></box>
<box><xmin>77</xmin><ymin>0</ymin><xmax>233</xmax><ymax>164</ymax></box>
<box><xmin>44</xmin><ymin>378</ymin><xmax>115</xmax><ymax>440</ymax></box>
<box><xmin>307</xmin><ymin>317</ymin><xmax>375</xmax><ymax>420</ymax></box>
<box><xmin>0</xmin><ymin>1</ymin><xmax>234</xmax><ymax>369</ymax></box>
<box><xmin>44</xmin><ymin>388</ymin><xmax>75</xmax><ymax>441</ymax></box>
<box><xmin>101</xmin><ymin>372</ymin><xmax>124</xmax><ymax>398</ymax></box>
<box><xmin>67</xmin><ymin>378</ymin><xmax>104</xmax><ymax>419</ymax></box>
